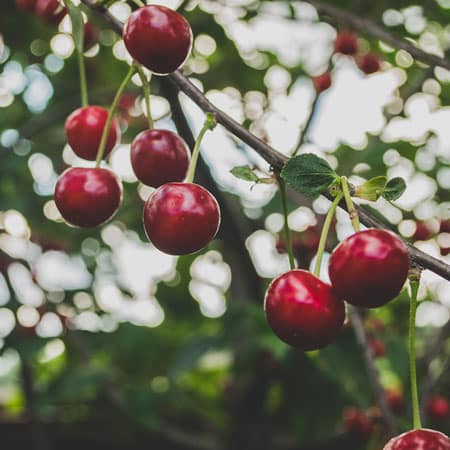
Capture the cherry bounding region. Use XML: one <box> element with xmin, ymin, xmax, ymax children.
<box><xmin>358</xmin><ymin>52</ymin><xmax>381</xmax><ymax>74</ymax></box>
<box><xmin>264</xmin><ymin>270</ymin><xmax>345</xmax><ymax>351</ymax></box>
<box><xmin>342</xmin><ymin>407</ymin><xmax>374</xmax><ymax>437</ymax></box>
<box><xmin>16</xmin><ymin>0</ymin><xmax>36</xmax><ymax>12</ymax></box>
<box><xmin>440</xmin><ymin>219</ymin><xmax>450</xmax><ymax>233</ymax></box>
<box><xmin>123</xmin><ymin>5</ymin><xmax>193</xmax><ymax>74</ymax></box>
<box><xmin>328</xmin><ymin>229</ymin><xmax>409</xmax><ymax>308</ymax></box>
<box><xmin>143</xmin><ymin>182</ymin><xmax>220</xmax><ymax>255</ymax></box>
<box><xmin>386</xmin><ymin>389</ymin><xmax>404</xmax><ymax>414</ymax></box>
<box><xmin>83</xmin><ymin>22</ymin><xmax>99</xmax><ymax>51</ymax></box>
<box><xmin>369</xmin><ymin>338</ymin><xmax>386</xmax><ymax>358</ymax></box>
<box><xmin>413</xmin><ymin>221</ymin><xmax>433</xmax><ymax>241</ymax></box>
<box><xmin>54</xmin><ymin>167</ymin><xmax>122</xmax><ymax>228</ymax></box>
<box><xmin>313</xmin><ymin>72</ymin><xmax>332</xmax><ymax>93</ymax></box>
<box><xmin>35</xmin><ymin>0</ymin><xmax>66</xmax><ymax>25</ymax></box>
<box><xmin>334</xmin><ymin>30</ymin><xmax>358</xmax><ymax>55</ymax></box>
<box><xmin>65</xmin><ymin>106</ymin><xmax>120</xmax><ymax>161</ymax></box>
<box><xmin>383</xmin><ymin>429</ymin><xmax>450</xmax><ymax>450</ymax></box>
<box><xmin>427</xmin><ymin>396</ymin><xmax>450</xmax><ymax>421</ymax></box>
<box><xmin>441</xmin><ymin>246</ymin><xmax>450</xmax><ymax>257</ymax></box>
<box><xmin>131</xmin><ymin>129</ymin><xmax>190</xmax><ymax>188</ymax></box>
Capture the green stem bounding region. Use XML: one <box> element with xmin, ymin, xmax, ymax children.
<box><xmin>95</xmin><ymin>65</ymin><xmax>136</xmax><ymax>167</ymax></box>
<box><xmin>341</xmin><ymin>176</ymin><xmax>360</xmax><ymax>232</ymax></box>
<box><xmin>279</xmin><ymin>178</ymin><xmax>295</xmax><ymax>270</ymax></box>
<box><xmin>409</xmin><ymin>273</ymin><xmax>422</xmax><ymax>429</ymax></box>
<box><xmin>313</xmin><ymin>192</ymin><xmax>343</xmax><ymax>277</ymax></box>
<box><xmin>77</xmin><ymin>49</ymin><xmax>88</xmax><ymax>107</ymax></box>
<box><xmin>131</xmin><ymin>0</ymin><xmax>145</xmax><ymax>7</ymax></box>
<box><xmin>185</xmin><ymin>113</ymin><xmax>216</xmax><ymax>183</ymax></box>
<box><xmin>136</xmin><ymin>65</ymin><xmax>153</xmax><ymax>129</ymax></box>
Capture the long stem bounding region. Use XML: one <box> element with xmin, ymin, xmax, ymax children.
<box><xmin>136</xmin><ymin>65</ymin><xmax>153</xmax><ymax>129</ymax></box>
<box><xmin>279</xmin><ymin>177</ymin><xmax>295</xmax><ymax>270</ymax></box>
<box><xmin>95</xmin><ymin>65</ymin><xmax>136</xmax><ymax>167</ymax></box>
<box><xmin>409</xmin><ymin>270</ymin><xmax>422</xmax><ymax>429</ymax></box>
<box><xmin>341</xmin><ymin>176</ymin><xmax>360</xmax><ymax>232</ymax></box>
<box><xmin>77</xmin><ymin>47</ymin><xmax>88</xmax><ymax>107</ymax></box>
<box><xmin>313</xmin><ymin>192</ymin><xmax>343</xmax><ymax>277</ymax></box>
<box><xmin>185</xmin><ymin>113</ymin><xmax>216</xmax><ymax>183</ymax></box>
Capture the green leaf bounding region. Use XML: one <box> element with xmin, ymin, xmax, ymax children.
<box><xmin>64</xmin><ymin>0</ymin><xmax>84</xmax><ymax>53</ymax></box>
<box><xmin>230</xmin><ymin>165</ymin><xmax>261</xmax><ymax>182</ymax></box>
<box><xmin>281</xmin><ymin>153</ymin><xmax>338</xmax><ymax>198</ymax></box>
<box><xmin>383</xmin><ymin>177</ymin><xmax>407</xmax><ymax>201</ymax></box>
<box><xmin>354</xmin><ymin>176</ymin><xmax>387</xmax><ymax>201</ymax></box>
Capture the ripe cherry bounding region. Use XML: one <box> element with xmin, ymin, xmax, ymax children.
<box><xmin>358</xmin><ymin>52</ymin><xmax>381</xmax><ymax>74</ymax></box>
<box><xmin>123</xmin><ymin>5</ymin><xmax>193</xmax><ymax>74</ymax></box>
<box><xmin>313</xmin><ymin>72</ymin><xmax>332</xmax><ymax>93</ymax></box>
<box><xmin>83</xmin><ymin>22</ymin><xmax>99</xmax><ymax>51</ymax></box>
<box><xmin>329</xmin><ymin>229</ymin><xmax>409</xmax><ymax>308</ymax></box>
<box><xmin>131</xmin><ymin>129</ymin><xmax>190</xmax><ymax>188</ymax></box>
<box><xmin>369</xmin><ymin>338</ymin><xmax>386</xmax><ymax>358</ymax></box>
<box><xmin>427</xmin><ymin>396</ymin><xmax>450</xmax><ymax>421</ymax></box>
<box><xmin>383</xmin><ymin>429</ymin><xmax>450</xmax><ymax>450</ymax></box>
<box><xmin>16</xmin><ymin>0</ymin><xmax>36</xmax><ymax>12</ymax></box>
<box><xmin>35</xmin><ymin>0</ymin><xmax>66</xmax><ymax>25</ymax></box>
<box><xmin>413</xmin><ymin>221</ymin><xmax>433</xmax><ymax>241</ymax></box>
<box><xmin>143</xmin><ymin>182</ymin><xmax>220</xmax><ymax>255</ymax></box>
<box><xmin>55</xmin><ymin>167</ymin><xmax>122</xmax><ymax>228</ymax></box>
<box><xmin>342</xmin><ymin>407</ymin><xmax>374</xmax><ymax>437</ymax></box>
<box><xmin>264</xmin><ymin>270</ymin><xmax>345</xmax><ymax>351</ymax></box>
<box><xmin>386</xmin><ymin>389</ymin><xmax>404</xmax><ymax>414</ymax></box>
<box><xmin>334</xmin><ymin>30</ymin><xmax>358</xmax><ymax>55</ymax></box>
<box><xmin>65</xmin><ymin>106</ymin><xmax>120</xmax><ymax>161</ymax></box>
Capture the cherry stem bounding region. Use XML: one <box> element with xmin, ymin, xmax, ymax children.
<box><xmin>77</xmin><ymin>48</ymin><xmax>88</xmax><ymax>107</ymax></box>
<box><xmin>278</xmin><ymin>177</ymin><xmax>295</xmax><ymax>270</ymax></box>
<box><xmin>95</xmin><ymin>64</ymin><xmax>136</xmax><ymax>167</ymax></box>
<box><xmin>341</xmin><ymin>176</ymin><xmax>360</xmax><ymax>232</ymax></box>
<box><xmin>131</xmin><ymin>0</ymin><xmax>145</xmax><ymax>7</ymax></box>
<box><xmin>408</xmin><ymin>268</ymin><xmax>422</xmax><ymax>430</ymax></box>
<box><xmin>185</xmin><ymin>113</ymin><xmax>216</xmax><ymax>184</ymax></box>
<box><xmin>313</xmin><ymin>191</ymin><xmax>343</xmax><ymax>277</ymax></box>
<box><xmin>136</xmin><ymin>65</ymin><xmax>153</xmax><ymax>129</ymax></box>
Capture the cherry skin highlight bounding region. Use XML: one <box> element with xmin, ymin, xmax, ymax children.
<box><xmin>131</xmin><ymin>129</ymin><xmax>190</xmax><ymax>188</ymax></box>
<box><xmin>143</xmin><ymin>182</ymin><xmax>220</xmax><ymax>255</ymax></box>
<box><xmin>334</xmin><ymin>30</ymin><xmax>358</xmax><ymax>55</ymax></box>
<box><xmin>264</xmin><ymin>270</ymin><xmax>345</xmax><ymax>351</ymax></box>
<box><xmin>123</xmin><ymin>5</ymin><xmax>193</xmax><ymax>74</ymax></box>
<box><xmin>54</xmin><ymin>167</ymin><xmax>122</xmax><ymax>228</ymax></box>
<box><xmin>383</xmin><ymin>429</ymin><xmax>450</xmax><ymax>450</ymax></box>
<box><xmin>65</xmin><ymin>106</ymin><xmax>120</xmax><ymax>161</ymax></box>
<box><xmin>328</xmin><ymin>229</ymin><xmax>409</xmax><ymax>308</ymax></box>
<box><xmin>35</xmin><ymin>0</ymin><xmax>66</xmax><ymax>25</ymax></box>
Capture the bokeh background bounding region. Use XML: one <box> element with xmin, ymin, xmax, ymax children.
<box><xmin>0</xmin><ymin>0</ymin><xmax>450</xmax><ymax>449</ymax></box>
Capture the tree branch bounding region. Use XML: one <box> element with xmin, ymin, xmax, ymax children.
<box><xmin>79</xmin><ymin>0</ymin><xmax>450</xmax><ymax>283</ymax></box>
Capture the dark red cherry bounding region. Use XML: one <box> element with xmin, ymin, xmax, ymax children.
<box><xmin>386</xmin><ymin>389</ymin><xmax>404</xmax><ymax>414</ymax></box>
<box><xmin>313</xmin><ymin>72</ymin><xmax>332</xmax><ymax>93</ymax></box>
<box><xmin>358</xmin><ymin>53</ymin><xmax>381</xmax><ymax>74</ymax></box>
<box><xmin>334</xmin><ymin>30</ymin><xmax>358</xmax><ymax>55</ymax></box>
<box><xmin>329</xmin><ymin>229</ymin><xmax>409</xmax><ymax>308</ymax></box>
<box><xmin>342</xmin><ymin>407</ymin><xmax>374</xmax><ymax>437</ymax></box>
<box><xmin>427</xmin><ymin>396</ymin><xmax>450</xmax><ymax>421</ymax></box>
<box><xmin>83</xmin><ymin>22</ymin><xmax>99</xmax><ymax>51</ymax></box>
<box><xmin>123</xmin><ymin>5</ymin><xmax>193</xmax><ymax>74</ymax></box>
<box><xmin>54</xmin><ymin>167</ymin><xmax>122</xmax><ymax>228</ymax></box>
<box><xmin>65</xmin><ymin>106</ymin><xmax>120</xmax><ymax>161</ymax></box>
<box><xmin>35</xmin><ymin>0</ymin><xmax>66</xmax><ymax>25</ymax></box>
<box><xmin>143</xmin><ymin>182</ymin><xmax>220</xmax><ymax>255</ymax></box>
<box><xmin>369</xmin><ymin>338</ymin><xmax>386</xmax><ymax>358</ymax></box>
<box><xmin>131</xmin><ymin>129</ymin><xmax>190</xmax><ymax>188</ymax></box>
<box><xmin>440</xmin><ymin>219</ymin><xmax>450</xmax><ymax>233</ymax></box>
<box><xmin>383</xmin><ymin>429</ymin><xmax>450</xmax><ymax>450</ymax></box>
<box><xmin>16</xmin><ymin>0</ymin><xmax>36</xmax><ymax>12</ymax></box>
<box><xmin>413</xmin><ymin>221</ymin><xmax>433</xmax><ymax>241</ymax></box>
<box><xmin>264</xmin><ymin>270</ymin><xmax>345</xmax><ymax>351</ymax></box>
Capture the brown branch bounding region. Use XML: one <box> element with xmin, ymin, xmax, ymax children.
<box><xmin>80</xmin><ymin>0</ymin><xmax>450</xmax><ymax>284</ymax></box>
<box><xmin>303</xmin><ymin>0</ymin><xmax>450</xmax><ymax>71</ymax></box>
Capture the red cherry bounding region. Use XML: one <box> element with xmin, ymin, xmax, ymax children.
<box><xmin>123</xmin><ymin>5</ymin><xmax>193</xmax><ymax>74</ymax></box>
<box><xmin>358</xmin><ymin>52</ymin><xmax>381</xmax><ymax>74</ymax></box>
<box><xmin>131</xmin><ymin>129</ymin><xmax>190</xmax><ymax>188</ymax></box>
<box><xmin>313</xmin><ymin>72</ymin><xmax>332</xmax><ymax>93</ymax></box>
<box><xmin>413</xmin><ymin>221</ymin><xmax>433</xmax><ymax>241</ymax></box>
<box><xmin>342</xmin><ymin>407</ymin><xmax>374</xmax><ymax>437</ymax></box>
<box><xmin>369</xmin><ymin>338</ymin><xmax>386</xmax><ymax>358</ymax></box>
<box><xmin>329</xmin><ymin>229</ymin><xmax>409</xmax><ymax>308</ymax></box>
<box><xmin>16</xmin><ymin>0</ymin><xmax>36</xmax><ymax>12</ymax></box>
<box><xmin>83</xmin><ymin>22</ymin><xmax>99</xmax><ymax>51</ymax></box>
<box><xmin>65</xmin><ymin>106</ymin><xmax>120</xmax><ymax>161</ymax></box>
<box><xmin>386</xmin><ymin>389</ymin><xmax>404</xmax><ymax>414</ymax></box>
<box><xmin>143</xmin><ymin>182</ymin><xmax>220</xmax><ymax>255</ymax></box>
<box><xmin>35</xmin><ymin>0</ymin><xmax>66</xmax><ymax>25</ymax></box>
<box><xmin>334</xmin><ymin>30</ymin><xmax>358</xmax><ymax>55</ymax></box>
<box><xmin>383</xmin><ymin>429</ymin><xmax>450</xmax><ymax>450</ymax></box>
<box><xmin>440</xmin><ymin>220</ymin><xmax>450</xmax><ymax>233</ymax></box>
<box><xmin>441</xmin><ymin>247</ymin><xmax>450</xmax><ymax>257</ymax></box>
<box><xmin>427</xmin><ymin>396</ymin><xmax>450</xmax><ymax>421</ymax></box>
<box><xmin>264</xmin><ymin>270</ymin><xmax>345</xmax><ymax>351</ymax></box>
<box><xmin>54</xmin><ymin>167</ymin><xmax>122</xmax><ymax>228</ymax></box>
